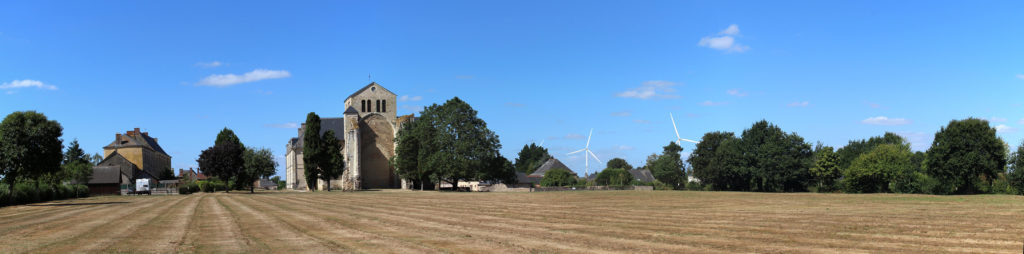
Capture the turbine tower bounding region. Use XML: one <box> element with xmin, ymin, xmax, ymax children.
<box><xmin>567</xmin><ymin>128</ymin><xmax>602</xmax><ymax>177</ymax></box>
<box><xmin>670</xmin><ymin>113</ymin><xmax>700</xmax><ymax>145</ymax></box>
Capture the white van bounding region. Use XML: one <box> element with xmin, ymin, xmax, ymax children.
<box><xmin>135</xmin><ymin>178</ymin><xmax>152</xmax><ymax>195</ymax></box>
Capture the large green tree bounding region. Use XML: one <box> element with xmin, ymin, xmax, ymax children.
<box><xmin>318</xmin><ymin>130</ymin><xmax>344</xmax><ymax>191</ymax></box>
<box><xmin>843</xmin><ymin>144</ymin><xmax>916</xmax><ymax>193</ymax></box>
<box><xmin>395</xmin><ymin>97</ymin><xmax>505</xmax><ymax>190</ymax></box>
<box><xmin>810</xmin><ymin>145</ymin><xmax>841</xmax><ymax>192</ymax></box>
<box><xmin>1007</xmin><ymin>141</ymin><xmax>1024</xmax><ymax>195</ymax></box>
<box><xmin>393</xmin><ymin>117</ymin><xmax>432</xmax><ymax>190</ymax></box>
<box><xmin>197</xmin><ymin>128</ymin><xmax>245</xmax><ymax>193</ymax></box>
<box><xmin>595</xmin><ymin>167</ymin><xmax>632</xmax><ymax>186</ymax></box>
<box><xmin>924</xmin><ymin>118</ymin><xmax>1006</xmax><ymax>194</ymax></box>
<box><xmin>647</xmin><ymin>142</ymin><xmax>686</xmax><ymax>189</ymax></box>
<box><xmin>302</xmin><ymin>112</ymin><xmax>325</xmax><ymax>191</ymax></box>
<box><xmin>740</xmin><ymin>120</ymin><xmax>813</xmax><ymax>192</ymax></box>
<box><xmin>606</xmin><ymin>158</ymin><xmax>634</xmax><ymax>171</ymax></box>
<box><xmin>0</xmin><ymin>111</ymin><xmax>64</xmax><ymax>204</ymax></box>
<box><xmin>688</xmin><ymin>131</ymin><xmax>747</xmax><ymax>191</ymax></box>
<box><xmin>514</xmin><ymin>143</ymin><xmax>550</xmax><ymax>174</ymax></box>
<box><xmin>836</xmin><ymin>132</ymin><xmax>906</xmax><ymax>169</ymax></box>
<box><xmin>241</xmin><ymin>147</ymin><xmax>278</xmax><ymax>193</ymax></box>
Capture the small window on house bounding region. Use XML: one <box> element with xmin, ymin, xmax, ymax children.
<box><xmin>376</xmin><ymin>100</ymin><xmax>381</xmax><ymax>112</ymax></box>
<box><xmin>360</xmin><ymin>100</ymin><xmax>365</xmax><ymax>112</ymax></box>
<box><xmin>382</xmin><ymin>100</ymin><xmax>387</xmax><ymax>112</ymax></box>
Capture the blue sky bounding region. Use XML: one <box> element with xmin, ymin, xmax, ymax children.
<box><xmin>2</xmin><ymin>1</ymin><xmax>1023</xmax><ymax>178</ymax></box>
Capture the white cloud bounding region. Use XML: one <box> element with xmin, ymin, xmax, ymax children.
<box><xmin>455</xmin><ymin>75</ymin><xmax>474</xmax><ymax>80</ymax></box>
<box><xmin>0</xmin><ymin>79</ymin><xmax>57</xmax><ymax>90</ymax></box>
<box><xmin>611</xmin><ymin>111</ymin><xmax>631</xmax><ymax>117</ymax></box>
<box><xmin>868</xmin><ymin>102</ymin><xmax>881</xmax><ymax>108</ymax></box>
<box><xmin>726</xmin><ymin>89</ymin><xmax>747</xmax><ymax>97</ymax></box>
<box><xmin>989</xmin><ymin>117</ymin><xmax>1007</xmax><ymax>123</ymax></box>
<box><xmin>720</xmin><ymin>24</ymin><xmax>740</xmax><ymax>35</ymax></box>
<box><xmin>617</xmin><ymin>145</ymin><xmax>634</xmax><ymax>151</ymax></box>
<box><xmin>197</xmin><ymin>69</ymin><xmax>291</xmax><ymax>86</ymax></box>
<box><xmin>861</xmin><ymin>116</ymin><xmax>911</xmax><ymax>126</ymax></box>
<box><xmin>788</xmin><ymin>101</ymin><xmax>810</xmax><ymax>107</ymax></box>
<box><xmin>699</xmin><ymin>100</ymin><xmax>726</xmax><ymax>106</ymax></box>
<box><xmin>504</xmin><ymin>102</ymin><xmax>525</xmax><ymax>107</ymax></box>
<box><xmin>264</xmin><ymin>123</ymin><xmax>298</xmax><ymax>129</ymax></box>
<box><xmin>564</xmin><ymin>133</ymin><xmax>585</xmax><ymax>140</ymax></box>
<box><xmin>1019</xmin><ymin>118</ymin><xmax>1024</xmax><ymax>125</ymax></box>
<box><xmin>1016</xmin><ymin>74</ymin><xmax>1024</xmax><ymax>80</ymax></box>
<box><xmin>995</xmin><ymin>124</ymin><xmax>1016</xmax><ymax>133</ymax></box>
<box><xmin>616</xmin><ymin>80</ymin><xmax>679</xmax><ymax>99</ymax></box>
<box><xmin>895</xmin><ymin>132</ymin><xmax>932</xmax><ymax>152</ymax></box>
<box><xmin>196</xmin><ymin>61</ymin><xmax>223</xmax><ymax>68</ymax></box>
<box><xmin>633</xmin><ymin>119</ymin><xmax>651</xmax><ymax>124</ymax></box>
<box><xmin>398</xmin><ymin>95</ymin><xmax>422</xmax><ymax>102</ymax></box>
<box><xmin>698</xmin><ymin>24</ymin><xmax>749</xmax><ymax>53</ymax></box>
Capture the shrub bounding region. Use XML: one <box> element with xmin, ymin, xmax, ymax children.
<box><xmin>540</xmin><ymin>169</ymin><xmax>577</xmax><ymax>187</ymax></box>
<box><xmin>0</xmin><ymin>183</ymin><xmax>89</xmax><ymax>207</ymax></box>
<box><xmin>595</xmin><ymin>168</ymin><xmax>632</xmax><ymax>186</ymax></box>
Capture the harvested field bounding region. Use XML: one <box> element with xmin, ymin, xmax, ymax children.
<box><xmin>1</xmin><ymin>190</ymin><xmax>1023</xmax><ymax>253</ymax></box>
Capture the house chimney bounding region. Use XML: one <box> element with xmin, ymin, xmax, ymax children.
<box><xmin>179</xmin><ymin>169</ymin><xmax>183</xmax><ymax>176</ymax></box>
<box><xmin>134</xmin><ymin>128</ymin><xmax>140</xmax><ymax>135</ymax></box>
<box><xmin>116</xmin><ymin>133</ymin><xmax>122</xmax><ymax>141</ymax></box>
<box><xmin>142</xmin><ymin>132</ymin><xmax>148</xmax><ymax>136</ymax></box>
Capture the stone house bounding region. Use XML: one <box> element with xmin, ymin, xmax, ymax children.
<box><xmin>102</xmin><ymin>128</ymin><xmax>172</xmax><ymax>179</ymax></box>
<box><xmin>286</xmin><ymin>82</ymin><xmax>414</xmax><ymax>191</ymax></box>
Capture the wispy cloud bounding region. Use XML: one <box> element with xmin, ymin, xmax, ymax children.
<box><xmin>862</xmin><ymin>116</ymin><xmax>911</xmax><ymax>126</ymax></box>
<box><xmin>1019</xmin><ymin>118</ymin><xmax>1024</xmax><ymax>125</ymax></box>
<box><xmin>698</xmin><ymin>24</ymin><xmax>749</xmax><ymax>53</ymax></box>
<box><xmin>788</xmin><ymin>101</ymin><xmax>810</xmax><ymax>107</ymax></box>
<box><xmin>699</xmin><ymin>100</ymin><xmax>726</xmax><ymax>106</ymax></box>
<box><xmin>398</xmin><ymin>95</ymin><xmax>422</xmax><ymax>102</ymax></box>
<box><xmin>564</xmin><ymin>133</ymin><xmax>585</xmax><ymax>140</ymax></box>
<box><xmin>989</xmin><ymin>117</ymin><xmax>1007</xmax><ymax>123</ymax></box>
<box><xmin>633</xmin><ymin>119</ymin><xmax>651</xmax><ymax>124</ymax></box>
<box><xmin>198</xmin><ymin>69</ymin><xmax>291</xmax><ymax>86</ymax></box>
<box><xmin>868</xmin><ymin>102</ymin><xmax>882</xmax><ymax>108</ymax></box>
<box><xmin>0</xmin><ymin>79</ymin><xmax>57</xmax><ymax>90</ymax></box>
<box><xmin>196</xmin><ymin>61</ymin><xmax>223</xmax><ymax>68</ymax></box>
<box><xmin>504</xmin><ymin>102</ymin><xmax>525</xmax><ymax>107</ymax></box>
<box><xmin>726</xmin><ymin>89</ymin><xmax>747</xmax><ymax>97</ymax></box>
<box><xmin>1016</xmin><ymin>74</ymin><xmax>1024</xmax><ymax>80</ymax></box>
<box><xmin>995</xmin><ymin>124</ymin><xmax>1016</xmax><ymax>133</ymax></box>
<box><xmin>616</xmin><ymin>80</ymin><xmax>679</xmax><ymax>99</ymax></box>
<box><xmin>264</xmin><ymin>122</ymin><xmax>298</xmax><ymax>129</ymax></box>
<box><xmin>455</xmin><ymin>75</ymin><xmax>474</xmax><ymax>80</ymax></box>
<box><xmin>895</xmin><ymin>132</ymin><xmax>932</xmax><ymax>152</ymax></box>
<box><xmin>610</xmin><ymin>111</ymin><xmax>631</xmax><ymax>117</ymax></box>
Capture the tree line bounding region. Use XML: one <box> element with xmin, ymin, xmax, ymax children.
<box><xmin>195</xmin><ymin>128</ymin><xmax>277</xmax><ymax>193</ymax></box>
<box><xmin>689</xmin><ymin>118</ymin><xmax>1024</xmax><ymax>195</ymax></box>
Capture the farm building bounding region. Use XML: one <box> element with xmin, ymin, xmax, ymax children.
<box><xmin>86</xmin><ymin>128</ymin><xmax>170</xmax><ymax>195</ymax></box>
<box><xmin>87</xmin><ymin>151</ymin><xmax>156</xmax><ymax>195</ymax></box>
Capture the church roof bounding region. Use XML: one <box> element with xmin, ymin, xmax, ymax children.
<box><xmin>291</xmin><ymin>117</ymin><xmax>345</xmax><ymax>149</ymax></box>
<box><xmin>529</xmin><ymin>158</ymin><xmax>574</xmax><ymax>178</ymax></box>
<box><xmin>346</xmin><ymin>82</ymin><xmax>396</xmax><ymax>100</ymax></box>
<box><xmin>344</xmin><ymin>106</ymin><xmax>359</xmax><ymax>114</ymax></box>
<box><xmin>102</xmin><ymin>129</ymin><xmax>168</xmax><ymax>156</ymax></box>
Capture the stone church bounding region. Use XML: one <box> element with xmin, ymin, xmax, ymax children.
<box><xmin>285</xmin><ymin>82</ymin><xmax>414</xmax><ymax>190</ymax></box>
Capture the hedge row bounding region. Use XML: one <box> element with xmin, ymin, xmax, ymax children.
<box><xmin>0</xmin><ymin>183</ymin><xmax>90</xmax><ymax>207</ymax></box>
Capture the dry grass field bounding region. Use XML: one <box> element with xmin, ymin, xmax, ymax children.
<box><xmin>0</xmin><ymin>190</ymin><xmax>1022</xmax><ymax>253</ymax></box>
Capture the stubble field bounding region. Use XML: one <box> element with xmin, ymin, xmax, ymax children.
<box><xmin>0</xmin><ymin>190</ymin><xmax>1022</xmax><ymax>253</ymax></box>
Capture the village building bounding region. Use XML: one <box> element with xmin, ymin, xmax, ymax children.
<box><xmin>178</xmin><ymin>168</ymin><xmax>198</xmax><ymax>182</ymax></box>
<box><xmin>285</xmin><ymin>82</ymin><xmax>414</xmax><ymax>191</ymax></box>
<box><xmin>86</xmin><ymin>128</ymin><xmax>171</xmax><ymax>195</ymax></box>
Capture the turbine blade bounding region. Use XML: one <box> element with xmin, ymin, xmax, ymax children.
<box><xmin>670</xmin><ymin>113</ymin><xmax>681</xmax><ymax>140</ymax></box>
<box><xmin>588</xmin><ymin>150</ymin><xmax>602</xmax><ymax>164</ymax></box>
<box><xmin>586</xmin><ymin>128</ymin><xmax>593</xmax><ymax>148</ymax></box>
<box><xmin>539</xmin><ymin>139</ymin><xmax>545</xmax><ymax>147</ymax></box>
<box><xmin>567</xmin><ymin>148</ymin><xmax>586</xmax><ymax>155</ymax></box>
<box><xmin>680</xmin><ymin>138</ymin><xmax>700</xmax><ymax>144</ymax></box>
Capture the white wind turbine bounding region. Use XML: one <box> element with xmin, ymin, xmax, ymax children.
<box><xmin>567</xmin><ymin>129</ymin><xmax>602</xmax><ymax>177</ymax></box>
<box><xmin>670</xmin><ymin>113</ymin><xmax>700</xmax><ymax>145</ymax></box>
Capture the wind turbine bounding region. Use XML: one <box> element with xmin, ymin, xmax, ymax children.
<box><xmin>670</xmin><ymin>113</ymin><xmax>700</xmax><ymax>145</ymax></box>
<box><xmin>567</xmin><ymin>129</ymin><xmax>602</xmax><ymax>177</ymax></box>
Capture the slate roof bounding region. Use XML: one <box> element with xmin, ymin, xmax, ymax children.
<box><xmin>629</xmin><ymin>169</ymin><xmax>656</xmax><ymax>183</ymax></box>
<box><xmin>102</xmin><ymin>131</ymin><xmax>168</xmax><ymax>156</ymax></box>
<box><xmin>346</xmin><ymin>82</ymin><xmax>396</xmax><ymax>100</ymax></box>
<box><xmin>529</xmin><ymin>158</ymin><xmax>574</xmax><ymax>178</ymax></box>
<box><xmin>516</xmin><ymin>172</ymin><xmax>539</xmax><ymax>184</ymax></box>
<box><xmin>89</xmin><ymin>166</ymin><xmax>125</xmax><ymax>184</ymax></box>
<box><xmin>290</xmin><ymin>118</ymin><xmax>345</xmax><ymax>149</ymax></box>
<box><xmin>96</xmin><ymin>151</ymin><xmax>139</xmax><ymax>180</ymax></box>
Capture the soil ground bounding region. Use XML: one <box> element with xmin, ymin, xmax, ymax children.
<box><xmin>1</xmin><ymin>190</ymin><xmax>1022</xmax><ymax>253</ymax></box>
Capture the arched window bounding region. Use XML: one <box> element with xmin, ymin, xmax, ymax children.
<box><xmin>382</xmin><ymin>100</ymin><xmax>387</xmax><ymax>112</ymax></box>
<box><xmin>376</xmin><ymin>100</ymin><xmax>381</xmax><ymax>112</ymax></box>
<box><xmin>360</xmin><ymin>100</ymin><xmax>365</xmax><ymax>112</ymax></box>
